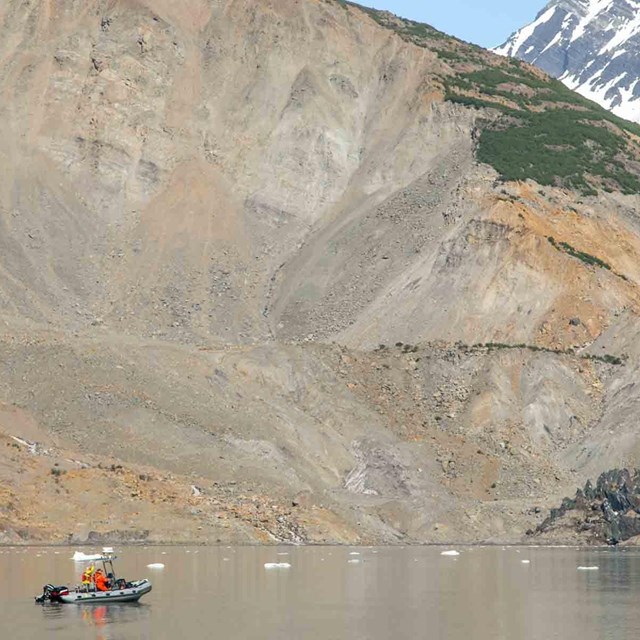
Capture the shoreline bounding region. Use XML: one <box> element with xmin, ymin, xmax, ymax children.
<box><xmin>0</xmin><ymin>541</ymin><xmax>623</xmax><ymax>549</ymax></box>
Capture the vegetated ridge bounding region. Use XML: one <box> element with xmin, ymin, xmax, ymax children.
<box><xmin>351</xmin><ymin>1</ymin><xmax>640</xmax><ymax>195</ymax></box>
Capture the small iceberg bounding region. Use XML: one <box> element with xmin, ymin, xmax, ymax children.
<box><xmin>146</xmin><ymin>563</ymin><xmax>165</xmax><ymax>569</ymax></box>
<box><xmin>441</xmin><ymin>550</ymin><xmax>460</xmax><ymax>557</ymax></box>
<box><xmin>72</xmin><ymin>551</ymin><xmax>103</xmax><ymax>562</ymax></box>
<box><xmin>264</xmin><ymin>563</ymin><xmax>291</xmax><ymax>569</ymax></box>
<box><xmin>577</xmin><ymin>566</ymin><xmax>599</xmax><ymax>571</ymax></box>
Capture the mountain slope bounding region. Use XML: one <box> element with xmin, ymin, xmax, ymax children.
<box><xmin>495</xmin><ymin>0</ymin><xmax>640</xmax><ymax>123</ymax></box>
<box><xmin>1</xmin><ymin>0</ymin><xmax>640</xmax><ymax>544</ymax></box>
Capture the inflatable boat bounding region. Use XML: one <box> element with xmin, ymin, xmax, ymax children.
<box><xmin>35</xmin><ymin>549</ymin><xmax>152</xmax><ymax>604</ymax></box>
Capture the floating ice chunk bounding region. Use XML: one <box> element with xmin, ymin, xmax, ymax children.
<box><xmin>264</xmin><ymin>562</ymin><xmax>291</xmax><ymax>569</ymax></box>
<box><xmin>146</xmin><ymin>563</ymin><xmax>165</xmax><ymax>569</ymax></box>
<box><xmin>72</xmin><ymin>551</ymin><xmax>103</xmax><ymax>562</ymax></box>
<box><xmin>441</xmin><ymin>550</ymin><xmax>460</xmax><ymax>557</ymax></box>
<box><xmin>577</xmin><ymin>566</ymin><xmax>599</xmax><ymax>571</ymax></box>
<box><xmin>521</xmin><ymin>560</ymin><xmax>531</xmax><ymax>564</ymax></box>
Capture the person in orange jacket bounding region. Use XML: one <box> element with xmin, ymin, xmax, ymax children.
<box><xmin>94</xmin><ymin>569</ymin><xmax>110</xmax><ymax>592</ymax></box>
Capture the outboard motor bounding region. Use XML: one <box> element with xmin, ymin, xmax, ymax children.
<box><xmin>35</xmin><ymin>584</ymin><xmax>55</xmax><ymax>604</ymax></box>
<box><xmin>35</xmin><ymin>584</ymin><xmax>69</xmax><ymax>604</ymax></box>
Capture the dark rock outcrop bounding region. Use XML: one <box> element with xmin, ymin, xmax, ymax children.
<box><xmin>537</xmin><ymin>469</ymin><xmax>640</xmax><ymax>545</ymax></box>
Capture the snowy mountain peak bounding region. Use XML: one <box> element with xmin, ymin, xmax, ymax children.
<box><xmin>495</xmin><ymin>0</ymin><xmax>640</xmax><ymax>122</ymax></box>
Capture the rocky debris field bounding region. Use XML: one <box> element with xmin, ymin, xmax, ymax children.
<box><xmin>0</xmin><ymin>328</ymin><xmax>632</xmax><ymax>545</ymax></box>
<box><xmin>0</xmin><ymin>427</ymin><xmax>357</xmax><ymax>546</ymax></box>
<box><xmin>1</xmin><ymin>0</ymin><xmax>640</xmax><ymax>545</ymax></box>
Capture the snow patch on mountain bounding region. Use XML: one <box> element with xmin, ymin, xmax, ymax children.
<box><xmin>495</xmin><ymin>0</ymin><xmax>640</xmax><ymax>123</ymax></box>
<box><xmin>503</xmin><ymin>6</ymin><xmax>559</xmax><ymax>55</ymax></box>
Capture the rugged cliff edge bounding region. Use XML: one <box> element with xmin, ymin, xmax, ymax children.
<box><xmin>1</xmin><ymin>0</ymin><xmax>640</xmax><ymax>545</ymax></box>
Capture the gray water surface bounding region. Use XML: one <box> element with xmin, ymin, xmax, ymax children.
<box><xmin>1</xmin><ymin>546</ymin><xmax>640</xmax><ymax>639</ymax></box>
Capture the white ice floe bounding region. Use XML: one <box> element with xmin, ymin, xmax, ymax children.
<box><xmin>264</xmin><ymin>562</ymin><xmax>291</xmax><ymax>569</ymax></box>
<box><xmin>577</xmin><ymin>566</ymin><xmax>599</xmax><ymax>571</ymax></box>
<box><xmin>72</xmin><ymin>551</ymin><xmax>103</xmax><ymax>562</ymax></box>
<box><xmin>146</xmin><ymin>563</ymin><xmax>165</xmax><ymax>569</ymax></box>
<box><xmin>441</xmin><ymin>550</ymin><xmax>460</xmax><ymax>557</ymax></box>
